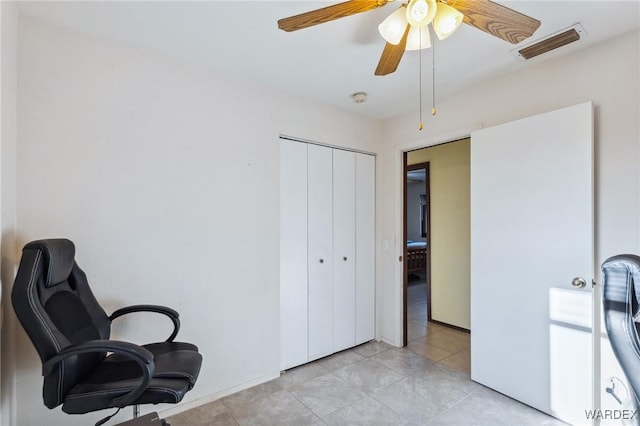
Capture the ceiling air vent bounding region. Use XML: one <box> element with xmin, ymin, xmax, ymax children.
<box><xmin>513</xmin><ymin>24</ymin><xmax>586</xmax><ymax>61</ymax></box>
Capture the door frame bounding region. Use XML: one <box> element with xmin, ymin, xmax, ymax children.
<box><xmin>403</xmin><ymin>160</ymin><xmax>431</xmax><ymax>346</ymax></box>
<box><xmin>393</xmin><ymin>126</ymin><xmax>478</xmax><ymax>347</ymax></box>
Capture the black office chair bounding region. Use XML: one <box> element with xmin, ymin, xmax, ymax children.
<box><xmin>11</xmin><ymin>238</ymin><xmax>203</xmax><ymax>426</ymax></box>
<box><xmin>602</xmin><ymin>254</ymin><xmax>640</xmax><ymax>421</ymax></box>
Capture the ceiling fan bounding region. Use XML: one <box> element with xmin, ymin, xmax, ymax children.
<box><xmin>278</xmin><ymin>0</ymin><xmax>541</xmax><ymax>76</ymax></box>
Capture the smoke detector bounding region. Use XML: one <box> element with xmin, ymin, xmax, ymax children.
<box><xmin>351</xmin><ymin>92</ymin><xmax>367</xmax><ymax>104</ymax></box>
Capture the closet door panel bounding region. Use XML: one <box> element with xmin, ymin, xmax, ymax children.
<box><xmin>279</xmin><ymin>140</ymin><xmax>309</xmax><ymax>369</ymax></box>
<box><xmin>355</xmin><ymin>153</ymin><xmax>375</xmax><ymax>344</ymax></box>
<box><xmin>308</xmin><ymin>144</ymin><xmax>334</xmax><ymax>361</ymax></box>
<box><xmin>332</xmin><ymin>150</ymin><xmax>356</xmax><ymax>352</ymax></box>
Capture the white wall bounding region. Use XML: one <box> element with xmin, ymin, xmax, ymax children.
<box><xmin>377</xmin><ymin>30</ymin><xmax>640</xmax><ymax>344</ymax></box>
<box><xmin>14</xmin><ymin>17</ymin><xmax>382</xmax><ymax>425</ymax></box>
<box><xmin>1</xmin><ymin>2</ymin><xmax>18</xmax><ymax>426</ymax></box>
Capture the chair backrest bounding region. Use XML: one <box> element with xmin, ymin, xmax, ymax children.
<box><xmin>602</xmin><ymin>254</ymin><xmax>640</xmax><ymax>409</ymax></box>
<box><xmin>12</xmin><ymin>239</ymin><xmax>111</xmax><ymax>409</ymax></box>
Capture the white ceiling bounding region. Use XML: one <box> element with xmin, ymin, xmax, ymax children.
<box><xmin>17</xmin><ymin>1</ymin><xmax>640</xmax><ymax>119</ymax></box>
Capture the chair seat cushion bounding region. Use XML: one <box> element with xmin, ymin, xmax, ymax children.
<box><xmin>150</xmin><ymin>350</ymin><xmax>201</xmax><ymax>387</ymax></box>
<box><xmin>109</xmin><ymin>342</ymin><xmax>201</xmax><ymax>386</ymax></box>
<box><xmin>62</xmin><ymin>348</ymin><xmax>202</xmax><ymax>414</ymax></box>
<box><xmin>63</xmin><ymin>376</ymin><xmax>191</xmax><ymax>414</ymax></box>
<box><xmin>143</xmin><ymin>341</ymin><xmax>199</xmax><ymax>355</ymax></box>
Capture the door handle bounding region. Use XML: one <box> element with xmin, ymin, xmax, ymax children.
<box><xmin>571</xmin><ymin>277</ymin><xmax>587</xmax><ymax>288</ymax></box>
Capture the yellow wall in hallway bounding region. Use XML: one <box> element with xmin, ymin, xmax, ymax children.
<box><xmin>408</xmin><ymin>138</ymin><xmax>470</xmax><ymax>329</ymax></box>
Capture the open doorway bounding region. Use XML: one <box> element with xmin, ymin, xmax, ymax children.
<box><xmin>403</xmin><ymin>138</ymin><xmax>471</xmax><ymax>353</ymax></box>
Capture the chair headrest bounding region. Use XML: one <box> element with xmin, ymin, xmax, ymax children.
<box><xmin>24</xmin><ymin>239</ymin><xmax>76</xmax><ymax>288</ymax></box>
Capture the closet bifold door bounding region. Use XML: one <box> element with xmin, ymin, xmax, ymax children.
<box><xmin>307</xmin><ymin>144</ymin><xmax>334</xmax><ymax>361</ymax></box>
<box><xmin>279</xmin><ymin>140</ymin><xmax>309</xmax><ymax>370</ymax></box>
<box><xmin>355</xmin><ymin>153</ymin><xmax>375</xmax><ymax>344</ymax></box>
<box><xmin>332</xmin><ymin>149</ymin><xmax>356</xmax><ymax>352</ymax></box>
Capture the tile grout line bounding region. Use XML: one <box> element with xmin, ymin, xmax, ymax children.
<box><xmin>425</xmin><ymin>385</ymin><xmax>484</xmax><ymax>425</ymax></box>
<box><xmin>218</xmin><ymin>399</ymin><xmax>241</xmax><ymax>426</ymax></box>
<box><xmin>363</xmin><ymin>348</ymin><xmax>442</xmax><ymax>425</ymax></box>
<box><xmin>285</xmin><ymin>387</ymin><xmax>326</xmax><ymax>425</ymax></box>
<box><xmin>317</xmin><ymin>346</ymin><xmax>410</xmax><ymax>424</ymax></box>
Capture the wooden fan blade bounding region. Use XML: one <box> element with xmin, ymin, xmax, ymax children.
<box><xmin>375</xmin><ymin>24</ymin><xmax>411</xmax><ymax>76</ymax></box>
<box><xmin>278</xmin><ymin>0</ymin><xmax>389</xmax><ymax>32</ymax></box>
<box><xmin>452</xmin><ymin>0</ymin><xmax>541</xmax><ymax>44</ymax></box>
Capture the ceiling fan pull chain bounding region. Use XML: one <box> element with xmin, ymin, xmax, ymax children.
<box><xmin>432</xmin><ymin>26</ymin><xmax>437</xmax><ymax>116</ymax></box>
<box><xmin>418</xmin><ymin>28</ymin><xmax>424</xmax><ymax>131</ymax></box>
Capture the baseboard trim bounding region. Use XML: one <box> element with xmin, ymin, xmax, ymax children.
<box><xmin>379</xmin><ymin>336</ymin><xmax>401</xmax><ymax>348</ymax></box>
<box><xmin>158</xmin><ymin>371</ymin><xmax>281</xmax><ymax>419</ymax></box>
<box><xmin>429</xmin><ymin>319</ymin><xmax>470</xmax><ymax>333</ymax></box>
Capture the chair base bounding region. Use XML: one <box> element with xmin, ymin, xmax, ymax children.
<box><xmin>115</xmin><ymin>412</ymin><xmax>169</xmax><ymax>425</ymax></box>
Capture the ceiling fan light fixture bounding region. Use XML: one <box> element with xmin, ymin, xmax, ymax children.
<box><xmin>406</xmin><ymin>0</ymin><xmax>437</xmax><ymax>28</ymax></box>
<box><xmin>433</xmin><ymin>3</ymin><xmax>463</xmax><ymax>40</ymax></box>
<box><xmin>405</xmin><ymin>25</ymin><xmax>431</xmax><ymax>51</ymax></box>
<box><xmin>378</xmin><ymin>6</ymin><xmax>408</xmax><ymax>45</ymax></box>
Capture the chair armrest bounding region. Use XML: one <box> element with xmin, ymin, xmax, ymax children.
<box><xmin>109</xmin><ymin>305</ymin><xmax>180</xmax><ymax>342</ymax></box>
<box><xmin>43</xmin><ymin>340</ymin><xmax>154</xmax><ymax>408</ymax></box>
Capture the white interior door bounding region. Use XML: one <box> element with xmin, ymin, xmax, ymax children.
<box><xmin>355</xmin><ymin>153</ymin><xmax>375</xmax><ymax>344</ymax></box>
<box><xmin>471</xmin><ymin>102</ymin><xmax>594</xmax><ymax>425</ymax></box>
<box><xmin>308</xmin><ymin>144</ymin><xmax>334</xmax><ymax>361</ymax></box>
<box><xmin>279</xmin><ymin>140</ymin><xmax>309</xmax><ymax>369</ymax></box>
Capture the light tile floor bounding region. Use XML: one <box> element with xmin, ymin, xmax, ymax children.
<box><xmin>168</xmin><ymin>283</ymin><xmax>566</xmax><ymax>426</ymax></box>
